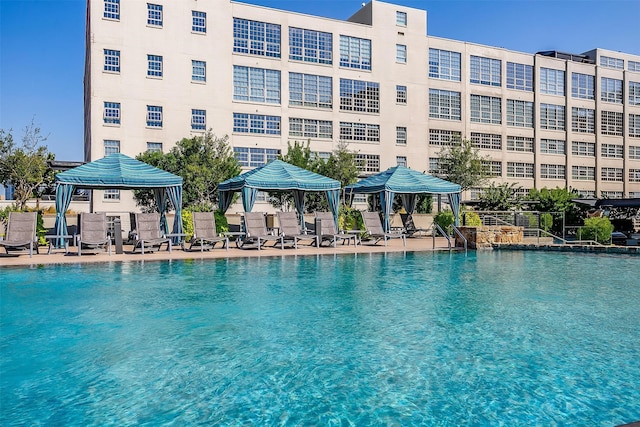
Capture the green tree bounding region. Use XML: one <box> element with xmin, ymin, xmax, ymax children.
<box><xmin>318</xmin><ymin>141</ymin><xmax>360</xmax><ymax>190</ymax></box>
<box><xmin>528</xmin><ymin>187</ymin><xmax>583</xmax><ymax>224</ymax></box>
<box><xmin>477</xmin><ymin>182</ymin><xmax>523</xmax><ymax>211</ymax></box>
<box><xmin>433</xmin><ymin>138</ymin><xmax>490</xmax><ymax>191</ymax></box>
<box><xmin>578</xmin><ymin>216</ymin><xmax>614</xmax><ymax>244</ymax></box>
<box><xmin>135</xmin><ymin>131</ymin><xmax>241</xmax><ymax>210</ymax></box>
<box><xmin>0</xmin><ymin>120</ymin><xmax>55</xmax><ymax>210</ymax></box>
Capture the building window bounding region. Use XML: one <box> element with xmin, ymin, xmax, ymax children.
<box><xmin>507</xmin><ymin>162</ymin><xmax>534</xmax><ymax>178</ymax></box>
<box><xmin>104</xmin><ymin>139</ymin><xmax>120</xmax><ymax>155</ymax></box>
<box><xmin>631</xmin><ymin>146</ymin><xmax>640</xmax><ymax>159</ymax></box>
<box><xmin>147</xmin><ymin>3</ymin><xmax>162</xmax><ymax>26</ymax></box>
<box><xmin>601</xmin><ymin>111</ymin><xmax>623</xmax><ymax>136</ymax></box>
<box><xmin>104</xmin><ymin>49</ymin><xmax>120</xmax><ymax>72</ymax></box>
<box><xmin>630</xmin><ymin>169</ymin><xmax>640</xmax><ymax>183</ymax></box>
<box><xmin>601</xmin><ymin>143</ymin><xmax>624</xmax><ymax>158</ymax></box>
<box><xmin>428</xmin><ymin>158</ymin><xmax>443</xmax><ymax>175</ymax></box>
<box><xmin>396</xmin><ymin>11</ymin><xmax>407</xmax><ymax>26</ymax></box>
<box><xmin>506</xmin><ymin>62</ymin><xmax>533</xmax><ymax>91</ymax></box>
<box><xmin>289</xmin><ymin>73</ymin><xmax>332</xmax><ymax>109</ymax></box>
<box><xmin>396</xmin><ymin>44</ymin><xmax>407</xmax><ymax>63</ymax></box>
<box><xmin>630</xmin><ymin>61</ymin><xmax>640</xmax><ymax>72</ymax></box>
<box><xmin>571</xmin><ymin>107</ymin><xmax>595</xmax><ymax>133</ymax></box>
<box><xmin>289</xmin><ymin>118</ymin><xmax>332</xmax><ymax>139</ymax></box>
<box><xmin>396</xmin><ymin>156</ymin><xmax>407</xmax><ymax>167</ymax></box>
<box><xmin>429</xmin><ymin>129</ymin><xmax>461</xmax><ymax>146</ymax></box>
<box><xmin>233</xmin><ymin>66</ymin><xmax>281</xmax><ymax>104</ymax></box>
<box><xmin>572</xmin><ymin>166</ymin><xmax>595</xmax><ymax>180</ymax></box>
<box><xmin>147</xmin><ymin>54</ymin><xmax>162</xmax><ymax>77</ymax></box>
<box><xmin>104</xmin><ymin>0</ymin><xmax>119</xmax><ymax>20</ymax></box>
<box><xmin>103</xmin><ymin>102</ymin><xmax>120</xmax><ymax>125</ymax></box>
<box><xmin>540</xmin><ymin>139</ymin><xmax>565</xmax><ymax>155</ymax></box>
<box><xmin>396</xmin><ymin>127</ymin><xmax>407</xmax><ymax>145</ymax></box>
<box><xmin>539</xmin><ymin>68</ymin><xmax>565</xmax><ymax>95</ymax></box>
<box><xmin>396</xmin><ymin>85</ymin><xmax>407</xmax><ymax>104</ymax></box>
<box><xmin>233</xmin><ymin>147</ymin><xmax>280</xmax><ymax>167</ymax></box>
<box><xmin>601</xmin><ymin>77</ymin><xmax>623</xmax><ymax>104</ymax></box>
<box><xmin>601</xmin><ymin>191</ymin><xmax>624</xmax><ymax>199</ymax></box>
<box><xmin>630</xmin><ymin>114</ymin><xmax>640</xmax><ymax>138</ymax></box>
<box><xmin>601</xmin><ymin>167</ymin><xmax>623</xmax><ymax>182</ymax></box>
<box><xmin>429</xmin><ymin>49</ymin><xmax>461</xmax><ymax>81</ymax></box>
<box><xmin>600</xmin><ymin>56</ymin><xmax>624</xmax><ymax>69</ymax></box>
<box><xmin>233</xmin><ymin>18</ymin><xmax>281</xmax><ymax>58</ymax></box>
<box><xmin>572</xmin><ymin>141</ymin><xmax>595</xmax><ymax>157</ymax></box>
<box><xmin>470</xmin><ymin>95</ymin><xmax>501</xmax><ymax>124</ymax></box>
<box><xmin>629</xmin><ymin>82</ymin><xmax>640</xmax><ymax>106</ymax></box>
<box><xmin>192</xmin><ymin>60</ymin><xmax>206</xmax><ymax>82</ymax></box>
<box><xmin>146</xmin><ymin>105</ymin><xmax>162</xmax><ymax>128</ymax></box>
<box><xmin>506</xmin><ymin>136</ymin><xmax>533</xmax><ymax>152</ymax></box>
<box><xmin>339</xmin><ymin>35</ymin><xmax>371</xmax><ymax>70</ymax></box>
<box><xmin>103</xmin><ymin>189</ymin><xmax>120</xmax><ymax>200</ymax></box>
<box><xmin>339</xmin><ymin>122</ymin><xmax>380</xmax><ymax>143</ymax></box>
<box><xmin>429</xmin><ymin>89</ymin><xmax>461</xmax><ymax>121</ymax></box>
<box><xmin>571</xmin><ymin>73</ymin><xmax>595</xmax><ymax>99</ymax></box>
<box><xmin>289</xmin><ymin>27</ymin><xmax>332</xmax><ymax>64</ymax></box>
<box><xmin>355</xmin><ymin>154</ymin><xmax>380</xmax><ymax>173</ymax></box>
<box><xmin>192</xmin><ymin>11</ymin><xmax>206</xmax><ymax>33</ymax></box>
<box><xmin>340</xmin><ymin>79</ymin><xmax>379</xmax><ymax>113</ymax></box>
<box><xmin>577</xmin><ymin>190</ymin><xmax>596</xmax><ymax>198</ymax></box>
<box><xmin>312</xmin><ymin>152</ymin><xmax>331</xmax><ymax>162</ymax></box>
<box><xmin>483</xmin><ymin>160</ymin><xmax>502</xmax><ymax>177</ymax></box>
<box><xmin>540</xmin><ymin>164</ymin><xmax>566</xmax><ymax>179</ymax></box>
<box><xmin>191</xmin><ymin>109</ymin><xmax>206</xmax><ymax>131</ymax></box>
<box><xmin>506</xmin><ymin>99</ymin><xmax>533</xmax><ymax>128</ymax></box>
<box><xmin>540</xmin><ymin>104</ymin><xmax>566</xmax><ymax>131</ymax></box>
<box><xmin>470</xmin><ymin>56</ymin><xmax>501</xmax><ymax>86</ymax></box>
<box><xmin>147</xmin><ymin>142</ymin><xmax>163</xmax><ymax>152</ymax></box>
<box><xmin>470</xmin><ymin>132</ymin><xmax>502</xmax><ymax>150</ymax></box>
<box><xmin>233</xmin><ymin>113</ymin><xmax>281</xmax><ymax>135</ymax></box>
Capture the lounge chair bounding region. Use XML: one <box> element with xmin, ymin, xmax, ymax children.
<box><xmin>78</xmin><ymin>212</ymin><xmax>112</xmax><ymax>256</ymax></box>
<box><xmin>188</xmin><ymin>212</ymin><xmax>229</xmax><ymax>252</ymax></box>
<box><xmin>0</xmin><ymin>212</ymin><xmax>38</xmax><ymax>258</ymax></box>
<box><xmin>315</xmin><ymin>211</ymin><xmax>358</xmax><ymax>247</ymax></box>
<box><xmin>362</xmin><ymin>211</ymin><xmax>406</xmax><ymax>247</ymax></box>
<box><xmin>276</xmin><ymin>211</ymin><xmax>318</xmax><ymax>249</ymax></box>
<box><xmin>400</xmin><ymin>213</ymin><xmax>431</xmax><ymax>237</ymax></box>
<box><xmin>237</xmin><ymin>212</ymin><xmax>283</xmax><ymax>250</ymax></box>
<box><xmin>132</xmin><ymin>213</ymin><xmax>172</xmax><ymax>254</ymax></box>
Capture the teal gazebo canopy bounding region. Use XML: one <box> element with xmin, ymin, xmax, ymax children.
<box><xmin>218</xmin><ymin>159</ymin><xmax>340</xmax><ymax>228</ymax></box>
<box><xmin>344</xmin><ymin>166</ymin><xmax>462</xmax><ymax>231</ymax></box>
<box><xmin>53</xmin><ymin>153</ymin><xmax>183</xmax><ymax>244</ymax></box>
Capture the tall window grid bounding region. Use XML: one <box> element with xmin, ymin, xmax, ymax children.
<box><xmin>577</xmin><ymin>190</ymin><xmax>597</xmax><ymax>198</ymax></box>
<box><xmin>233</xmin><ymin>113</ymin><xmax>281</xmax><ymax>135</ymax></box>
<box><xmin>470</xmin><ymin>132</ymin><xmax>502</xmax><ymax>150</ymax></box>
<box><xmin>104</xmin><ymin>140</ymin><xmax>120</xmax><ymax>155</ymax></box>
<box><xmin>601</xmin><ymin>143</ymin><xmax>624</xmax><ymax>158</ymax></box>
<box><xmin>289</xmin><ymin>118</ymin><xmax>332</xmax><ymax>139</ymax></box>
<box><xmin>191</xmin><ymin>109</ymin><xmax>206</xmax><ymax>130</ymax></box>
<box><xmin>396</xmin><ymin>11</ymin><xmax>407</xmax><ymax>26</ymax></box>
<box><xmin>396</xmin><ymin>85</ymin><xmax>407</xmax><ymax>104</ymax></box>
<box><xmin>630</xmin><ymin>169</ymin><xmax>640</xmax><ymax>182</ymax></box>
<box><xmin>629</xmin><ymin>82</ymin><xmax>640</xmax><ymax>106</ymax></box>
<box><xmin>289</xmin><ymin>73</ymin><xmax>332</xmax><ymax>109</ymax></box>
<box><xmin>192</xmin><ymin>60</ymin><xmax>206</xmax><ymax>82</ymax></box>
<box><xmin>540</xmin><ymin>139</ymin><xmax>565</xmax><ymax>155</ymax></box>
<box><xmin>601</xmin><ymin>111</ymin><xmax>623</xmax><ymax>136</ymax></box>
<box><xmin>600</xmin><ymin>56</ymin><xmax>624</xmax><ymax>69</ymax></box>
<box><xmin>192</xmin><ymin>11</ymin><xmax>206</xmax><ymax>33</ymax></box>
<box><xmin>339</xmin><ymin>122</ymin><xmax>380</xmax><ymax>143</ymax></box>
<box><xmin>429</xmin><ymin>129</ymin><xmax>461</xmax><ymax>146</ymax></box>
<box><xmin>355</xmin><ymin>154</ymin><xmax>380</xmax><ymax>173</ymax></box>
<box><xmin>146</xmin><ymin>142</ymin><xmax>163</xmax><ymax>152</ymax></box>
<box><xmin>572</xmin><ymin>141</ymin><xmax>595</xmax><ymax>157</ymax></box>
<box><xmin>571</xmin><ymin>73</ymin><xmax>595</xmax><ymax>99</ymax></box>
<box><xmin>147</xmin><ymin>55</ymin><xmax>162</xmax><ymax>77</ymax></box>
<box><xmin>470</xmin><ymin>56</ymin><xmax>501</xmax><ymax>86</ymax></box>
<box><xmin>146</xmin><ymin>106</ymin><xmax>162</xmax><ymax>127</ymax></box>
<box><xmin>506</xmin><ymin>99</ymin><xmax>533</xmax><ymax>127</ymax></box>
<box><xmin>233</xmin><ymin>147</ymin><xmax>279</xmax><ymax>167</ymax></box>
<box><xmin>233</xmin><ymin>66</ymin><xmax>281</xmax><ymax>104</ymax></box>
<box><xmin>339</xmin><ymin>79</ymin><xmax>379</xmax><ymax>113</ymax></box>
<box><xmin>630</xmin><ymin>114</ymin><xmax>640</xmax><ymax>138</ymax></box>
<box><xmin>571</xmin><ymin>107</ymin><xmax>595</xmax><ymax>133</ymax></box>
<box><xmin>506</xmin><ymin>62</ymin><xmax>533</xmax><ymax>91</ymax></box>
<box><xmin>233</xmin><ymin>18</ymin><xmax>281</xmax><ymax>58</ymax></box>
<box><xmin>601</xmin><ymin>77</ymin><xmax>623</xmax><ymax>103</ymax></box>
<box><xmin>104</xmin><ymin>0</ymin><xmax>119</xmax><ymax>20</ymax></box>
<box><xmin>147</xmin><ymin>4</ymin><xmax>162</xmax><ymax>26</ymax></box>
<box><xmin>507</xmin><ymin>162</ymin><xmax>534</xmax><ymax>178</ymax></box>
<box><xmin>429</xmin><ymin>158</ymin><xmax>443</xmax><ymax>175</ymax></box>
<box><xmin>396</xmin><ymin>44</ymin><xmax>407</xmax><ymax>63</ymax></box>
<box><xmin>104</xmin><ymin>49</ymin><xmax>120</xmax><ymax>72</ymax></box>
<box><xmin>289</xmin><ymin>27</ymin><xmax>332</xmax><ymax>64</ymax></box>
<box><xmin>630</xmin><ymin>61</ymin><xmax>640</xmax><ymax>72</ymax></box>
<box><xmin>631</xmin><ymin>146</ymin><xmax>640</xmax><ymax>160</ymax></box>
<box><xmin>428</xmin><ymin>49</ymin><xmax>461</xmax><ymax>81</ymax></box>
<box><xmin>601</xmin><ymin>191</ymin><xmax>623</xmax><ymax>198</ymax></box>
<box><xmin>482</xmin><ymin>160</ymin><xmax>502</xmax><ymax>177</ymax></box>
<box><xmin>572</xmin><ymin>166</ymin><xmax>595</xmax><ymax>180</ymax></box>
<box><xmin>103</xmin><ymin>102</ymin><xmax>120</xmax><ymax>125</ymax></box>
<box><xmin>540</xmin><ymin>104</ymin><xmax>566</xmax><ymax>130</ymax></box>
<box><xmin>339</xmin><ymin>35</ymin><xmax>371</xmax><ymax>70</ymax></box>
<box><xmin>396</xmin><ymin>127</ymin><xmax>407</xmax><ymax>145</ymax></box>
<box><xmin>429</xmin><ymin>89</ymin><xmax>461</xmax><ymax>120</ymax></box>
<box><xmin>104</xmin><ymin>189</ymin><xmax>120</xmax><ymax>200</ymax></box>
<box><xmin>396</xmin><ymin>156</ymin><xmax>407</xmax><ymax>167</ymax></box>
<box><xmin>540</xmin><ymin>68</ymin><xmax>565</xmax><ymax>95</ymax></box>
<box><xmin>506</xmin><ymin>136</ymin><xmax>533</xmax><ymax>152</ymax></box>
<box><xmin>601</xmin><ymin>167</ymin><xmax>623</xmax><ymax>181</ymax></box>
<box><xmin>540</xmin><ymin>164</ymin><xmax>565</xmax><ymax>179</ymax></box>
<box><xmin>470</xmin><ymin>95</ymin><xmax>501</xmax><ymax>124</ymax></box>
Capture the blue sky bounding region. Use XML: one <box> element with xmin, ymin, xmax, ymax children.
<box><xmin>1</xmin><ymin>0</ymin><xmax>638</xmax><ymax>161</ymax></box>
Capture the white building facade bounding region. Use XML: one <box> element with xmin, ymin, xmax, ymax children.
<box><xmin>85</xmin><ymin>0</ymin><xmax>640</xmax><ymax>213</ymax></box>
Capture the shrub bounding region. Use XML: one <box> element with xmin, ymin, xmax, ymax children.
<box><xmin>181</xmin><ymin>210</ymin><xmax>194</xmax><ymax>242</ymax></box>
<box><xmin>339</xmin><ymin>205</ymin><xmax>363</xmax><ymax>231</ymax></box>
<box><xmin>463</xmin><ymin>211</ymin><xmax>482</xmax><ymax>227</ymax></box>
<box><xmin>434</xmin><ymin>210</ymin><xmax>455</xmax><ymax>235</ymax></box>
<box><xmin>214</xmin><ymin>210</ymin><xmax>229</xmax><ymax>234</ymax></box>
<box><xmin>540</xmin><ymin>213</ymin><xmax>553</xmax><ymax>232</ymax></box>
<box><xmin>577</xmin><ymin>216</ymin><xmax>614</xmax><ymax>244</ymax></box>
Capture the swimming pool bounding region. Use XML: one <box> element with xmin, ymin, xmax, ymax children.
<box><xmin>1</xmin><ymin>251</ymin><xmax>639</xmax><ymax>425</ymax></box>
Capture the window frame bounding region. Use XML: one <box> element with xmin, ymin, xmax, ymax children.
<box><xmin>147</xmin><ymin>3</ymin><xmax>163</xmax><ymax>27</ymax></box>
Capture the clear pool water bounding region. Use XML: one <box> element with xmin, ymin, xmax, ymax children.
<box><xmin>1</xmin><ymin>251</ymin><xmax>639</xmax><ymax>426</ymax></box>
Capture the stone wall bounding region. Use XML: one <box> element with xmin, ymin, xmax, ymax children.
<box><xmin>456</xmin><ymin>226</ymin><xmax>524</xmax><ymax>249</ymax></box>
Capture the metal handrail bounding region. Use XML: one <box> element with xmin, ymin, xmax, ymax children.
<box><xmin>452</xmin><ymin>225</ymin><xmax>468</xmax><ymax>254</ymax></box>
<box><xmin>432</xmin><ymin>223</ymin><xmax>452</xmax><ymax>251</ymax></box>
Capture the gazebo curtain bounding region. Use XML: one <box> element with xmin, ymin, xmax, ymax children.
<box><xmin>292</xmin><ymin>190</ymin><xmax>305</xmax><ymax>228</ymax></box>
<box><xmin>54</xmin><ymin>183</ymin><xmax>75</xmax><ymax>247</ymax></box>
<box><xmin>379</xmin><ymin>191</ymin><xmax>395</xmax><ymax>232</ymax></box>
<box><xmin>241</xmin><ymin>187</ymin><xmax>257</xmax><ymax>213</ymax></box>
<box><xmin>448</xmin><ymin>192</ymin><xmax>461</xmax><ymax>226</ymax></box>
<box><xmin>154</xmin><ymin>188</ymin><xmax>169</xmax><ymax>235</ymax></box>
<box><xmin>219</xmin><ymin>190</ymin><xmax>234</xmax><ymax>214</ymax></box>
<box><xmin>326</xmin><ymin>189</ymin><xmax>340</xmax><ymax>229</ymax></box>
<box><xmin>401</xmin><ymin>194</ymin><xmax>417</xmax><ymax>215</ymax></box>
<box><xmin>167</xmin><ymin>186</ymin><xmax>183</xmax><ymax>242</ymax></box>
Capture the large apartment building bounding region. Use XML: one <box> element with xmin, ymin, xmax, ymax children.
<box><xmin>85</xmin><ymin>0</ymin><xmax>640</xmax><ymax>213</ymax></box>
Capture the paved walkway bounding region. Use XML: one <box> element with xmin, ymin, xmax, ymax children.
<box><xmin>0</xmin><ymin>237</ymin><xmax>460</xmax><ymax>267</ymax></box>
